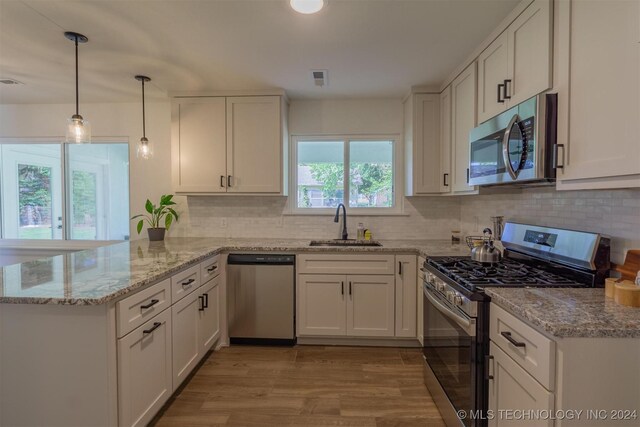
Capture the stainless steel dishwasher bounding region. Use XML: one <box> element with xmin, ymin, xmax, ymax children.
<box><xmin>227</xmin><ymin>254</ymin><xmax>296</xmax><ymax>345</ymax></box>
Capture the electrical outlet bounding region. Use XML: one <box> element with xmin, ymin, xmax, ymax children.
<box><xmin>220</xmin><ymin>218</ymin><xmax>228</xmax><ymax>228</ymax></box>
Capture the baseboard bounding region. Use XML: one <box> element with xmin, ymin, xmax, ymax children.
<box><xmin>296</xmin><ymin>336</ymin><xmax>421</xmax><ymax>347</ymax></box>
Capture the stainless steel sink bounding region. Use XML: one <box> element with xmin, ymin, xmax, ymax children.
<box><xmin>309</xmin><ymin>239</ymin><xmax>383</xmax><ymax>247</ymax></box>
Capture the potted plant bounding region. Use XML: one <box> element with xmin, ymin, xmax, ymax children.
<box><xmin>131</xmin><ymin>194</ymin><xmax>179</xmax><ymax>241</ymax></box>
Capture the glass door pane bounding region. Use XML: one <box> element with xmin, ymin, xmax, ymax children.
<box><xmin>66</xmin><ymin>144</ymin><xmax>129</xmax><ymax>240</ymax></box>
<box><xmin>0</xmin><ymin>144</ymin><xmax>63</xmax><ymax>239</ymax></box>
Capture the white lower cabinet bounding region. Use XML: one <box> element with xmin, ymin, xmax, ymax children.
<box><xmin>199</xmin><ymin>275</ymin><xmax>221</xmax><ymax>352</ymax></box>
<box><xmin>298</xmin><ymin>273</ymin><xmax>395</xmax><ymax>338</ymax></box>
<box><xmin>347</xmin><ymin>275</ymin><xmax>395</xmax><ymax>337</ymax></box>
<box><xmin>297</xmin><ymin>274</ymin><xmax>348</xmax><ymax>336</ymax></box>
<box><xmin>171</xmin><ymin>286</ymin><xmax>203</xmax><ymax>389</ymax></box>
<box><xmin>489</xmin><ymin>342</ymin><xmax>554</xmax><ymax>427</ymax></box>
<box><xmin>117</xmin><ymin>309</ymin><xmax>173</xmax><ymax>427</ymax></box>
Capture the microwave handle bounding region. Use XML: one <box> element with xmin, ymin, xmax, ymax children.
<box><xmin>502</xmin><ymin>113</ymin><xmax>526</xmax><ymax>180</ymax></box>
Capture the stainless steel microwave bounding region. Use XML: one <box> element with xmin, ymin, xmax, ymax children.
<box><xmin>468</xmin><ymin>93</ymin><xmax>558</xmax><ymax>186</ymax></box>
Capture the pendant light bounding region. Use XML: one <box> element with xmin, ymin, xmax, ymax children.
<box><xmin>64</xmin><ymin>32</ymin><xmax>91</xmax><ymax>144</ymax></box>
<box><xmin>135</xmin><ymin>75</ymin><xmax>153</xmax><ymax>160</ymax></box>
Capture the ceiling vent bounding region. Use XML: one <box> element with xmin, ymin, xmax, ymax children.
<box><xmin>0</xmin><ymin>78</ymin><xmax>23</xmax><ymax>85</ymax></box>
<box><xmin>311</xmin><ymin>69</ymin><xmax>328</xmax><ymax>87</ymax></box>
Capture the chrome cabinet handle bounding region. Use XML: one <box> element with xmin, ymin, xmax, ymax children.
<box><xmin>140</xmin><ymin>299</ymin><xmax>159</xmax><ymax>310</ymax></box>
<box><xmin>497</xmin><ymin>83</ymin><xmax>505</xmax><ymax>103</ymax></box>
<box><xmin>220</xmin><ymin>175</ymin><xmax>226</xmax><ymax>188</ymax></box>
<box><xmin>501</xmin><ymin>331</ymin><xmax>526</xmax><ymax>347</ymax></box>
<box><xmin>143</xmin><ymin>322</ymin><xmax>162</xmax><ymax>335</ymax></box>
<box><xmin>181</xmin><ymin>278</ymin><xmax>195</xmax><ymax>287</ymax></box>
<box><xmin>503</xmin><ymin>79</ymin><xmax>512</xmax><ymax>99</ymax></box>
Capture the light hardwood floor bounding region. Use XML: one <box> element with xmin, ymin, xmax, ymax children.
<box><xmin>152</xmin><ymin>345</ymin><xmax>445</xmax><ymax>427</ymax></box>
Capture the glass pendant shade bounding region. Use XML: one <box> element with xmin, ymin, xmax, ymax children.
<box><xmin>136</xmin><ymin>136</ymin><xmax>153</xmax><ymax>160</ymax></box>
<box><xmin>66</xmin><ymin>114</ymin><xmax>91</xmax><ymax>144</ymax></box>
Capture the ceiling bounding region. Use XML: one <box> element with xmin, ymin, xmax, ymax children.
<box><xmin>0</xmin><ymin>0</ymin><xmax>520</xmax><ymax>104</ymax></box>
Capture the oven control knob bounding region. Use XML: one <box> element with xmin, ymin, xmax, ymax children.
<box><xmin>453</xmin><ymin>295</ymin><xmax>464</xmax><ymax>306</ymax></box>
<box><xmin>436</xmin><ymin>282</ymin><xmax>446</xmax><ymax>292</ymax></box>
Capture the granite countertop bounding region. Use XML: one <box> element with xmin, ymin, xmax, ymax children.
<box><xmin>485</xmin><ymin>287</ymin><xmax>640</xmax><ymax>339</ymax></box>
<box><xmin>0</xmin><ymin>237</ymin><xmax>466</xmax><ymax>306</ymax></box>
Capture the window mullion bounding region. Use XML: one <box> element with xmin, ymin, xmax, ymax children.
<box><xmin>344</xmin><ymin>139</ymin><xmax>349</xmax><ymax>208</ymax></box>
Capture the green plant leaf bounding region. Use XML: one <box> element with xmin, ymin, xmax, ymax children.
<box><xmin>168</xmin><ymin>208</ymin><xmax>179</xmax><ymax>221</ymax></box>
<box><xmin>160</xmin><ymin>194</ymin><xmax>172</xmax><ymax>205</ymax></box>
<box><xmin>136</xmin><ymin>220</ymin><xmax>144</xmax><ymax>234</ymax></box>
<box><xmin>130</xmin><ymin>214</ymin><xmax>144</xmax><ymax>220</ymax></box>
<box><xmin>165</xmin><ymin>214</ymin><xmax>173</xmax><ymax>230</ymax></box>
<box><xmin>145</xmin><ymin>199</ymin><xmax>154</xmax><ymax>214</ymax></box>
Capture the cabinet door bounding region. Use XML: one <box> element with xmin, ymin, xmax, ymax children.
<box><xmin>477</xmin><ymin>31</ymin><xmax>509</xmax><ymax>124</ymax></box>
<box><xmin>118</xmin><ymin>309</ymin><xmax>172</xmax><ymax>427</ymax></box>
<box><xmin>395</xmin><ymin>256</ymin><xmax>417</xmax><ymax>338</ymax></box>
<box><xmin>226</xmin><ymin>96</ymin><xmax>282</xmax><ymax>193</ymax></box>
<box><xmin>488</xmin><ymin>342</ymin><xmax>554</xmax><ymax>427</ymax></box>
<box><xmin>171</xmin><ymin>289</ymin><xmax>201</xmax><ymax>389</ymax></box>
<box><xmin>439</xmin><ymin>87</ymin><xmax>452</xmax><ymax>193</ymax></box>
<box><xmin>558</xmin><ymin>0</ymin><xmax>640</xmax><ymax>185</ymax></box>
<box><xmin>297</xmin><ymin>274</ymin><xmax>347</xmax><ymax>336</ymax></box>
<box><xmin>171</xmin><ymin>98</ymin><xmax>227</xmax><ymax>193</ymax></box>
<box><xmin>413</xmin><ymin>94</ymin><xmax>442</xmax><ymax>194</ymax></box>
<box><xmin>199</xmin><ymin>276</ymin><xmax>221</xmax><ymax>353</ymax></box>
<box><xmin>506</xmin><ymin>0</ymin><xmax>552</xmax><ymax>106</ymax></box>
<box><xmin>451</xmin><ymin>62</ymin><xmax>478</xmax><ymax>193</ymax></box>
<box><xmin>346</xmin><ymin>275</ymin><xmax>395</xmax><ymax>337</ymax></box>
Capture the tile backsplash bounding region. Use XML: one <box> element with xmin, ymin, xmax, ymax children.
<box><xmin>459</xmin><ymin>187</ymin><xmax>640</xmax><ymax>264</ymax></box>
<box><xmin>173</xmin><ymin>187</ymin><xmax>639</xmax><ymax>264</ymax></box>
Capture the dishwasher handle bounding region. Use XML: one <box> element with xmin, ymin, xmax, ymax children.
<box><xmin>227</xmin><ymin>254</ymin><xmax>295</xmax><ymax>265</ymax></box>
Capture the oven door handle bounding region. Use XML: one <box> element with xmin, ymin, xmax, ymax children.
<box><xmin>424</xmin><ymin>286</ymin><xmax>476</xmax><ymax>336</ymax></box>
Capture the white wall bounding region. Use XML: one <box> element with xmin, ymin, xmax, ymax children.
<box><xmin>0</xmin><ymin>102</ymin><xmax>172</xmax><ymax>239</ymax></box>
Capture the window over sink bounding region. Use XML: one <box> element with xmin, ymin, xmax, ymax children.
<box><xmin>291</xmin><ymin>136</ymin><xmax>399</xmax><ymax>213</ymax></box>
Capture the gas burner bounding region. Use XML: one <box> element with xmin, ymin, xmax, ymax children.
<box><xmin>427</xmin><ymin>256</ymin><xmax>587</xmax><ymax>291</ymax></box>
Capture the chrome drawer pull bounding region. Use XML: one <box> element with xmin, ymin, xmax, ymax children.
<box><xmin>501</xmin><ymin>331</ymin><xmax>526</xmax><ymax>348</ymax></box>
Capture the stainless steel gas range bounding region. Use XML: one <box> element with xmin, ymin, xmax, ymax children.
<box><xmin>422</xmin><ymin>222</ymin><xmax>610</xmax><ymax>427</ymax></box>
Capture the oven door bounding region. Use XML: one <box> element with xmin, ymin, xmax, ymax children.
<box><xmin>423</xmin><ymin>284</ymin><xmax>477</xmax><ymax>427</ymax></box>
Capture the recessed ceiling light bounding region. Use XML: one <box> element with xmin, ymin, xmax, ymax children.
<box><xmin>290</xmin><ymin>0</ymin><xmax>325</xmax><ymax>14</ymax></box>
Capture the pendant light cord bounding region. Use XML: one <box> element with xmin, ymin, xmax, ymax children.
<box><xmin>141</xmin><ymin>79</ymin><xmax>146</xmax><ymax>138</ymax></box>
<box><xmin>75</xmin><ymin>36</ymin><xmax>79</xmax><ymax>116</ymax></box>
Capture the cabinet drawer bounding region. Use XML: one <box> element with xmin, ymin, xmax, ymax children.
<box><xmin>297</xmin><ymin>254</ymin><xmax>395</xmax><ymax>275</ymax></box>
<box><xmin>200</xmin><ymin>255</ymin><xmax>221</xmax><ymax>283</ymax></box>
<box><xmin>171</xmin><ymin>264</ymin><xmax>201</xmax><ymax>303</ymax></box>
<box><xmin>117</xmin><ymin>279</ymin><xmax>171</xmax><ymax>338</ymax></box>
<box><xmin>490</xmin><ymin>303</ymin><xmax>555</xmax><ymax>390</ymax></box>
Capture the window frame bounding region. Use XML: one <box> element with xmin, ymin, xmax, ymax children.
<box><xmin>289</xmin><ymin>134</ymin><xmax>403</xmax><ymax>215</ymax></box>
<box><xmin>0</xmin><ymin>137</ymin><xmax>130</xmax><ymax>241</ymax></box>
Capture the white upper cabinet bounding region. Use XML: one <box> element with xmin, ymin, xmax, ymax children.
<box><xmin>439</xmin><ymin>87</ymin><xmax>452</xmax><ymax>193</ymax></box>
<box><xmin>477</xmin><ymin>0</ymin><xmax>552</xmax><ymax>124</ymax></box>
<box><xmin>404</xmin><ymin>93</ymin><xmax>442</xmax><ymax>195</ymax></box>
<box><xmin>172</xmin><ymin>94</ymin><xmax>287</xmax><ymax>195</ymax></box>
<box><xmin>171</xmin><ymin>98</ymin><xmax>227</xmax><ymax>193</ymax></box>
<box><xmin>226</xmin><ymin>96</ymin><xmax>282</xmax><ymax>193</ymax></box>
<box><xmin>556</xmin><ymin>0</ymin><xmax>640</xmax><ymax>189</ymax></box>
<box><xmin>477</xmin><ymin>32</ymin><xmax>509</xmax><ymax>123</ymax></box>
<box><xmin>451</xmin><ymin>62</ymin><xmax>478</xmax><ymax>194</ymax></box>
